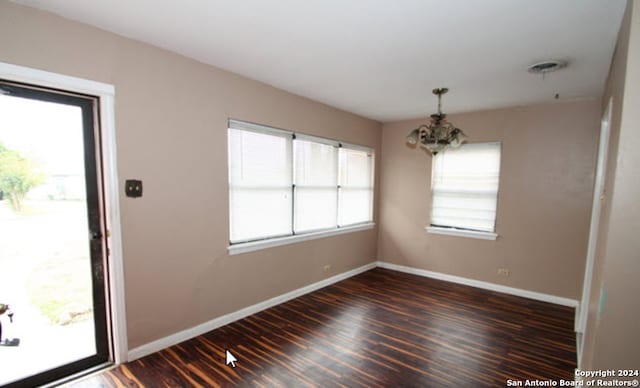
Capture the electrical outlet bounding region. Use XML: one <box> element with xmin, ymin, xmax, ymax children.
<box><xmin>125</xmin><ymin>179</ymin><xmax>143</xmax><ymax>198</ymax></box>
<box><xmin>497</xmin><ymin>268</ymin><xmax>510</xmax><ymax>276</ymax></box>
<box><xmin>323</xmin><ymin>265</ymin><xmax>331</xmax><ymax>272</ymax></box>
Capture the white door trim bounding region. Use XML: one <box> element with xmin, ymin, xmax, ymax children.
<box><xmin>0</xmin><ymin>61</ymin><xmax>128</xmax><ymax>363</ymax></box>
<box><xmin>577</xmin><ymin>98</ymin><xmax>612</xmax><ymax>355</ymax></box>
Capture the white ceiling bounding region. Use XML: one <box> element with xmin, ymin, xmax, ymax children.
<box><xmin>15</xmin><ymin>0</ymin><xmax>627</xmax><ymax>122</ymax></box>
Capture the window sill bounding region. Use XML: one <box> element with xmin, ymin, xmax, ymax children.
<box><xmin>425</xmin><ymin>226</ymin><xmax>498</xmax><ymax>241</ymax></box>
<box><xmin>229</xmin><ymin>223</ymin><xmax>376</xmax><ymax>255</ymax></box>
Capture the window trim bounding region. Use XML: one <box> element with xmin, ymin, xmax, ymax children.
<box><xmin>229</xmin><ymin>222</ymin><xmax>375</xmax><ymax>255</ymax></box>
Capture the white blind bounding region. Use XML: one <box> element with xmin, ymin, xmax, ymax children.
<box><xmin>228</xmin><ymin>120</ymin><xmax>374</xmax><ymax>244</ymax></box>
<box><xmin>228</xmin><ymin>126</ymin><xmax>292</xmax><ymax>243</ymax></box>
<box><xmin>431</xmin><ymin>142</ymin><xmax>501</xmax><ymax>232</ymax></box>
<box><xmin>293</xmin><ymin>138</ymin><xmax>338</xmax><ymax>233</ymax></box>
<box><xmin>338</xmin><ymin>147</ymin><xmax>374</xmax><ymax>226</ymax></box>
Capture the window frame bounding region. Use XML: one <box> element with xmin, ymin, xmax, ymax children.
<box><xmin>227</xmin><ymin>119</ymin><xmax>375</xmax><ymax>254</ymax></box>
<box><xmin>427</xmin><ymin>141</ymin><xmax>501</xmax><ymax>241</ymax></box>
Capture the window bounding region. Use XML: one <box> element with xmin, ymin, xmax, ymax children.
<box><xmin>228</xmin><ymin>123</ymin><xmax>292</xmax><ymax>242</ymax></box>
<box><xmin>430</xmin><ymin>142</ymin><xmax>501</xmax><ymax>237</ymax></box>
<box><xmin>228</xmin><ymin>120</ymin><xmax>374</xmax><ymax>245</ymax></box>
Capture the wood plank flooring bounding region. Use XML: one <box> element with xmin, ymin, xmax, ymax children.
<box><xmin>73</xmin><ymin>268</ymin><xmax>576</xmax><ymax>387</ymax></box>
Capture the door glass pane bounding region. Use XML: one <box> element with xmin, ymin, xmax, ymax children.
<box><xmin>0</xmin><ymin>93</ymin><xmax>98</xmax><ymax>385</ymax></box>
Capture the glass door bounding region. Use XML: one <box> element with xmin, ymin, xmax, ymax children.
<box><xmin>0</xmin><ymin>81</ymin><xmax>110</xmax><ymax>386</ymax></box>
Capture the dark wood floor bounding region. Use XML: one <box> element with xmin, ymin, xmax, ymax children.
<box><xmin>74</xmin><ymin>268</ymin><xmax>576</xmax><ymax>387</ymax></box>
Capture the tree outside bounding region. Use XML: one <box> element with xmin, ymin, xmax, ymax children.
<box><xmin>0</xmin><ymin>142</ymin><xmax>44</xmax><ymax>212</ymax></box>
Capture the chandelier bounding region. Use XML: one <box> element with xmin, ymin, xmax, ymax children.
<box><xmin>406</xmin><ymin>87</ymin><xmax>467</xmax><ymax>155</ymax></box>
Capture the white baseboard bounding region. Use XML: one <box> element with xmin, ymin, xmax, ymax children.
<box><xmin>376</xmin><ymin>261</ymin><xmax>579</xmax><ymax>308</ymax></box>
<box><xmin>127</xmin><ymin>261</ymin><xmax>377</xmax><ymax>361</ymax></box>
<box><xmin>128</xmin><ymin>260</ymin><xmax>579</xmax><ymax>361</ymax></box>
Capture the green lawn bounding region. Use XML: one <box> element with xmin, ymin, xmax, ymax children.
<box><xmin>0</xmin><ymin>199</ymin><xmax>93</xmax><ymax>325</ymax></box>
<box><xmin>27</xmin><ymin>253</ymin><xmax>93</xmax><ymax>325</ymax></box>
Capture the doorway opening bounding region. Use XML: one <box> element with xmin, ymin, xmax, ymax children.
<box><xmin>577</xmin><ymin>97</ymin><xmax>612</xmax><ymax>366</ymax></box>
<box><xmin>0</xmin><ymin>77</ymin><xmax>119</xmax><ymax>386</ymax></box>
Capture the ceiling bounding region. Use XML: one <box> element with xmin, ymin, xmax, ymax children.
<box><xmin>14</xmin><ymin>0</ymin><xmax>627</xmax><ymax>122</ymax></box>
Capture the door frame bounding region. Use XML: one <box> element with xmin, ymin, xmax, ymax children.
<box><xmin>577</xmin><ymin>97</ymin><xmax>612</xmax><ymax>359</ymax></box>
<box><xmin>0</xmin><ymin>61</ymin><xmax>128</xmax><ymax>365</ymax></box>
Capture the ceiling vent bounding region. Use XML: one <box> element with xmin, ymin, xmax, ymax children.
<box><xmin>527</xmin><ymin>60</ymin><xmax>568</xmax><ymax>74</ymax></box>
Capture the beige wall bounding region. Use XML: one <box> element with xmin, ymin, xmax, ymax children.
<box><xmin>378</xmin><ymin>100</ymin><xmax>599</xmax><ymax>299</ymax></box>
<box><xmin>4</xmin><ymin>1</ymin><xmax>637</xmax><ymax>367</ymax></box>
<box><xmin>0</xmin><ymin>3</ymin><xmax>381</xmax><ymax>349</ymax></box>
<box><xmin>582</xmin><ymin>0</ymin><xmax>640</xmax><ymax>370</ymax></box>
